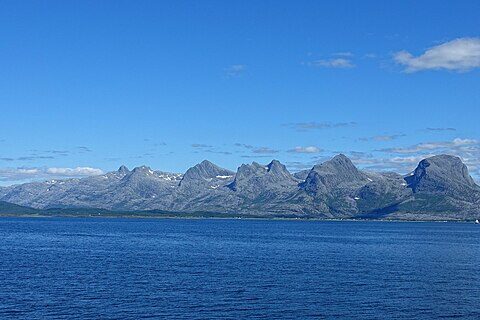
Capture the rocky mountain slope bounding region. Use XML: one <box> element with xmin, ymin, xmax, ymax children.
<box><xmin>1</xmin><ymin>154</ymin><xmax>479</xmax><ymax>220</ymax></box>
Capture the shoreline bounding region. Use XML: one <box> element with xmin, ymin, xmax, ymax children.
<box><xmin>0</xmin><ymin>213</ymin><xmax>476</xmax><ymax>223</ymax></box>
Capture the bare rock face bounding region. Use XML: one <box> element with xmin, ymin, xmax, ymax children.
<box><xmin>405</xmin><ymin>155</ymin><xmax>479</xmax><ymax>196</ymax></box>
<box><xmin>228</xmin><ymin>160</ymin><xmax>297</xmax><ymax>194</ymax></box>
<box><xmin>171</xmin><ymin>160</ymin><xmax>235</xmax><ymax>212</ymax></box>
<box><xmin>1</xmin><ymin>154</ymin><xmax>479</xmax><ymax>220</ymax></box>
<box><xmin>355</xmin><ymin>172</ymin><xmax>412</xmax><ymax>215</ymax></box>
<box><xmin>301</xmin><ymin>154</ymin><xmax>370</xmax><ymax>195</ymax></box>
<box><xmin>292</xmin><ymin>169</ymin><xmax>310</xmax><ymax>181</ymax></box>
<box><xmin>179</xmin><ymin>160</ymin><xmax>234</xmax><ymax>188</ymax></box>
<box><xmin>395</xmin><ymin>155</ymin><xmax>480</xmax><ymax>217</ymax></box>
<box><xmin>298</xmin><ymin>154</ymin><xmax>373</xmax><ymax>215</ymax></box>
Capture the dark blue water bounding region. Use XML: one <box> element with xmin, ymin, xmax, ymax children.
<box><xmin>0</xmin><ymin>218</ymin><xmax>479</xmax><ymax>319</ymax></box>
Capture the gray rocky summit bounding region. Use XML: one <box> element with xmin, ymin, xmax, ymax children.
<box><xmin>301</xmin><ymin>154</ymin><xmax>369</xmax><ymax>195</ymax></box>
<box><xmin>405</xmin><ymin>155</ymin><xmax>479</xmax><ymax>195</ymax></box>
<box><xmin>228</xmin><ymin>160</ymin><xmax>298</xmax><ymax>193</ymax></box>
<box><xmin>180</xmin><ymin>160</ymin><xmax>234</xmax><ymax>188</ymax></box>
<box><xmin>1</xmin><ymin>154</ymin><xmax>479</xmax><ymax>220</ymax></box>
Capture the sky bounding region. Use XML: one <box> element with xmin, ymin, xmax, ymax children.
<box><xmin>0</xmin><ymin>0</ymin><xmax>479</xmax><ymax>185</ymax></box>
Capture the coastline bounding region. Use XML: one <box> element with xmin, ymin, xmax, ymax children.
<box><xmin>0</xmin><ymin>212</ymin><xmax>476</xmax><ymax>223</ymax></box>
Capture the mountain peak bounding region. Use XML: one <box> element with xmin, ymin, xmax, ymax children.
<box><xmin>266</xmin><ymin>160</ymin><xmax>292</xmax><ymax>178</ymax></box>
<box><xmin>332</xmin><ymin>153</ymin><xmax>349</xmax><ymax>161</ymax></box>
<box><xmin>118</xmin><ymin>165</ymin><xmax>130</xmax><ymax>174</ymax></box>
<box><xmin>1</xmin><ymin>155</ymin><xmax>480</xmax><ymax>219</ymax></box>
<box><xmin>228</xmin><ymin>160</ymin><xmax>295</xmax><ymax>192</ymax></box>
<box><xmin>132</xmin><ymin>165</ymin><xmax>153</xmax><ymax>174</ymax></box>
<box><xmin>199</xmin><ymin>159</ymin><xmax>214</xmax><ymax>166</ymax></box>
<box><xmin>312</xmin><ymin>154</ymin><xmax>360</xmax><ymax>175</ymax></box>
<box><xmin>301</xmin><ymin>154</ymin><xmax>368</xmax><ymax>194</ymax></box>
<box><xmin>406</xmin><ymin>154</ymin><xmax>478</xmax><ymax>194</ymax></box>
<box><xmin>267</xmin><ymin>159</ymin><xmax>282</xmax><ymax>170</ymax></box>
<box><xmin>193</xmin><ymin>160</ymin><xmax>231</xmax><ymax>174</ymax></box>
<box><xmin>250</xmin><ymin>162</ymin><xmax>264</xmax><ymax>169</ymax></box>
<box><xmin>180</xmin><ymin>160</ymin><xmax>234</xmax><ymax>186</ymax></box>
<box><xmin>329</xmin><ymin>153</ymin><xmax>355</xmax><ymax>167</ymax></box>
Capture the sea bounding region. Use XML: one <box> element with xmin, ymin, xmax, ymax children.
<box><xmin>0</xmin><ymin>217</ymin><xmax>479</xmax><ymax>319</ymax></box>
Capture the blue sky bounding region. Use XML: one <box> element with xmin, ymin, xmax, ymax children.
<box><xmin>1</xmin><ymin>0</ymin><xmax>479</xmax><ymax>185</ymax></box>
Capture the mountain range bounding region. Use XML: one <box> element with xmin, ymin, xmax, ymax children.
<box><xmin>1</xmin><ymin>154</ymin><xmax>479</xmax><ymax>220</ymax></box>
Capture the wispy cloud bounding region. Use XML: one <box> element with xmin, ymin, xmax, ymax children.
<box><xmin>287</xmin><ymin>152</ymin><xmax>428</xmax><ymax>176</ymax></box>
<box><xmin>191</xmin><ymin>143</ymin><xmax>232</xmax><ymax>155</ymax></box>
<box><xmin>191</xmin><ymin>143</ymin><xmax>213</xmax><ymax>148</ymax></box>
<box><xmin>359</xmin><ymin>134</ymin><xmax>406</xmax><ymax>142</ymax></box>
<box><xmin>76</xmin><ymin>146</ymin><xmax>92</xmax><ymax>153</ymax></box>
<box><xmin>234</xmin><ymin>143</ymin><xmax>279</xmax><ymax>154</ymax></box>
<box><xmin>352</xmin><ymin>153</ymin><xmax>479</xmax><ymax>183</ymax></box>
<box><xmin>240</xmin><ymin>155</ymin><xmax>274</xmax><ymax>159</ymax></box>
<box><xmin>333</xmin><ymin>52</ymin><xmax>354</xmax><ymax>57</ymax></box>
<box><xmin>426</xmin><ymin>127</ymin><xmax>457</xmax><ymax>132</ymax></box>
<box><xmin>225</xmin><ymin>64</ymin><xmax>246</xmax><ymax>77</ymax></box>
<box><xmin>394</xmin><ymin>37</ymin><xmax>480</xmax><ymax>72</ymax></box>
<box><xmin>351</xmin><ymin>154</ymin><xmax>438</xmax><ymax>174</ymax></box>
<box><xmin>0</xmin><ymin>166</ymin><xmax>104</xmax><ymax>183</ymax></box>
<box><xmin>369</xmin><ymin>137</ymin><xmax>480</xmax><ymax>178</ymax></box>
<box><xmin>234</xmin><ymin>143</ymin><xmax>254</xmax><ymax>149</ymax></box>
<box><xmin>308</xmin><ymin>58</ymin><xmax>355</xmax><ymax>69</ymax></box>
<box><xmin>252</xmin><ymin>147</ymin><xmax>279</xmax><ymax>154</ymax></box>
<box><xmin>46</xmin><ymin>167</ymin><xmax>103</xmax><ymax>176</ymax></box>
<box><xmin>144</xmin><ymin>139</ymin><xmax>167</xmax><ymax>146</ymax></box>
<box><xmin>204</xmin><ymin>150</ymin><xmax>232</xmax><ymax>155</ymax></box>
<box><xmin>363</xmin><ymin>53</ymin><xmax>377</xmax><ymax>59</ymax></box>
<box><xmin>284</xmin><ymin>121</ymin><xmax>356</xmax><ymax>132</ymax></box>
<box><xmin>0</xmin><ymin>147</ymin><xmax>95</xmax><ymax>163</ymax></box>
<box><xmin>377</xmin><ymin>138</ymin><xmax>477</xmax><ymax>154</ymax></box>
<box><xmin>0</xmin><ymin>156</ymin><xmax>55</xmax><ymax>162</ymax></box>
<box><xmin>283</xmin><ymin>137</ymin><xmax>480</xmax><ymax>180</ymax></box>
<box><xmin>288</xmin><ymin>146</ymin><xmax>322</xmax><ymax>154</ymax></box>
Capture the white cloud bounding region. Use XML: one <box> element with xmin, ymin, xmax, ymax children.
<box><xmin>0</xmin><ymin>166</ymin><xmax>104</xmax><ymax>184</ymax></box>
<box><xmin>389</xmin><ymin>155</ymin><xmax>435</xmax><ymax>164</ymax></box>
<box><xmin>289</xmin><ymin>137</ymin><xmax>480</xmax><ymax>181</ymax></box>
<box><xmin>309</xmin><ymin>58</ymin><xmax>355</xmax><ymax>69</ymax></box>
<box><xmin>234</xmin><ymin>144</ymin><xmax>279</xmax><ymax>155</ymax></box>
<box><xmin>46</xmin><ymin>167</ymin><xmax>104</xmax><ymax>176</ymax></box>
<box><xmin>17</xmin><ymin>168</ymin><xmax>40</xmax><ymax>174</ymax></box>
<box><xmin>288</xmin><ymin>146</ymin><xmax>322</xmax><ymax>154</ymax></box>
<box><xmin>360</xmin><ymin>134</ymin><xmax>405</xmax><ymax>142</ymax></box>
<box><xmin>379</xmin><ymin>138</ymin><xmax>478</xmax><ymax>154</ymax></box>
<box><xmin>333</xmin><ymin>52</ymin><xmax>354</xmax><ymax>57</ymax></box>
<box><xmin>225</xmin><ymin>64</ymin><xmax>246</xmax><ymax>77</ymax></box>
<box><xmin>373</xmin><ymin>135</ymin><xmax>405</xmax><ymax>141</ymax></box>
<box><xmin>350</xmin><ymin>154</ymin><xmax>437</xmax><ymax>175</ymax></box>
<box><xmin>191</xmin><ymin>143</ymin><xmax>213</xmax><ymax>148</ymax></box>
<box><xmin>452</xmin><ymin>138</ymin><xmax>478</xmax><ymax>146</ymax></box>
<box><xmin>284</xmin><ymin>121</ymin><xmax>356</xmax><ymax>131</ymax></box>
<box><xmin>364</xmin><ymin>53</ymin><xmax>377</xmax><ymax>59</ymax></box>
<box><xmin>394</xmin><ymin>37</ymin><xmax>480</xmax><ymax>72</ymax></box>
<box><xmin>252</xmin><ymin>147</ymin><xmax>279</xmax><ymax>154</ymax></box>
<box><xmin>369</xmin><ymin>138</ymin><xmax>480</xmax><ymax>179</ymax></box>
<box><xmin>426</xmin><ymin>127</ymin><xmax>456</xmax><ymax>132</ymax></box>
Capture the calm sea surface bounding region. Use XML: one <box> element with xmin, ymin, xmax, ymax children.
<box><xmin>0</xmin><ymin>217</ymin><xmax>479</xmax><ymax>319</ymax></box>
